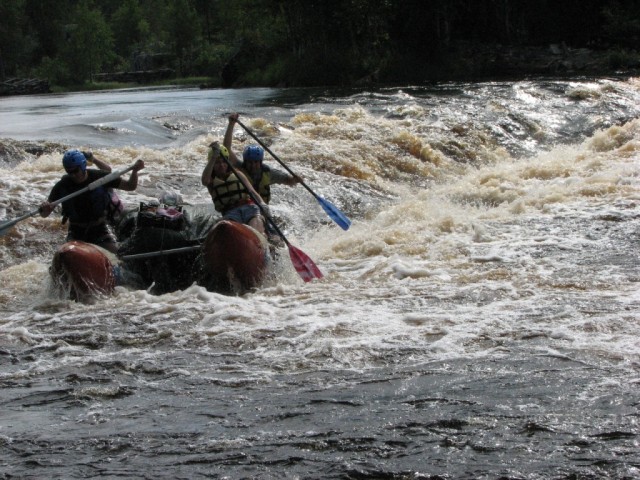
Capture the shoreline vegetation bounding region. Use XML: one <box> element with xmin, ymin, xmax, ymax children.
<box><xmin>2</xmin><ymin>1</ymin><xmax>640</xmax><ymax>96</ymax></box>
<box><xmin>6</xmin><ymin>43</ymin><xmax>640</xmax><ymax>97</ymax></box>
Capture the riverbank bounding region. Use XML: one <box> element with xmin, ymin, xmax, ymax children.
<box><xmin>61</xmin><ymin>44</ymin><xmax>640</xmax><ymax>94</ymax></box>
<box><xmin>379</xmin><ymin>43</ymin><xmax>640</xmax><ymax>85</ymax></box>
<box><xmin>4</xmin><ymin>44</ymin><xmax>640</xmax><ymax>97</ymax></box>
<box><xmin>453</xmin><ymin>42</ymin><xmax>640</xmax><ymax>79</ymax></box>
<box><xmin>49</xmin><ymin>76</ymin><xmax>210</xmax><ymax>94</ymax></box>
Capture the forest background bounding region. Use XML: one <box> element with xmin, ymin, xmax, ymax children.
<box><xmin>1</xmin><ymin>0</ymin><xmax>640</xmax><ymax>91</ymax></box>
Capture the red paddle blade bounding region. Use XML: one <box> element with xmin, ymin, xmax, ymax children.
<box><xmin>288</xmin><ymin>245</ymin><xmax>323</xmax><ymax>282</ymax></box>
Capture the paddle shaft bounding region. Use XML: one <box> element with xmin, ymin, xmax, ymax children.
<box><xmin>51</xmin><ymin>164</ymin><xmax>137</xmax><ymax>208</ymax></box>
<box><xmin>0</xmin><ymin>163</ymin><xmax>137</xmax><ymax>235</ymax></box>
<box><xmin>120</xmin><ymin>245</ymin><xmax>201</xmax><ymax>260</ymax></box>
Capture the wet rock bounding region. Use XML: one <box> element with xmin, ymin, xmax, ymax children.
<box><xmin>0</xmin><ymin>139</ymin><xmax>69</xmax><ymax>167</ymax></box>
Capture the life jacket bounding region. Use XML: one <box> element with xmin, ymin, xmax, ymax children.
<box><xmin>242</xmin><ymin>165</ymin><xmax>272</xmax><ymax>204</ymax></box>
<box><xmin>208</xmin><ymin>173</ymin><xmax>249</xmax><ymax>213</ymax></box>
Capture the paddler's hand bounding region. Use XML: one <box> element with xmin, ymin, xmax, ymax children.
<box><xmin>39</xmin><ymin>201</ymin><xmax>54</xmax><ymax>218</ymax></box>
<box><xmin>259</xmin><ymin>203</ymin><xmax>271</xmax><ymax>217</ymax></box>
<box><xmin>133</xmin><ymin>159</ymin><xmax>145</xmax><ymax>172</ymax></box>
<box><xmin>287</xmin><ymin>174</ymin><xmax>303</xmax><ymax>186</ymax></box>
<box><xmin>228</xmin><ymin>112</ymin><xmax>239</xmax><ymax>124</ymax></box>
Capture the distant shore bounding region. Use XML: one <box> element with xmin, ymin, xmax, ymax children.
<box><xmin>3</xmin><ymin>44</ymin><xmax>639</xmax><ymax>98</ymax></box>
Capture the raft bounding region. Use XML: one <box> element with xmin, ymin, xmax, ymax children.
<box><xmin>50</xmin><ymin>241</ymin><xmax>116</xmax><ymax>300</ymax></box>
<box><xmin>50</xmin><ymin>204</ymin><xmax>272</xmax><ymax>299</ymax></box>
<box><xmin>198</xmin><ymin>219</ymin><xmax>269</xmax><ymax>293</ymax></box>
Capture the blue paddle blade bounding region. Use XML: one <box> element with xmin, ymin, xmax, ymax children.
<box><xmin>317</xmin><ymin>196</ymin><xmax>351</xmax><ymax>230</ymax></box>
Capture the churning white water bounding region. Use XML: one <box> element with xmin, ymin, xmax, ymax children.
<box><xmin>1</xmin><ymin>78</ymin><xmax>639</xmax><ymax>478</ymax></box>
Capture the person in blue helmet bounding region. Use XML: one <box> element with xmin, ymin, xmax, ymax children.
<box><xmin>78</xmin><ymin>150</ymin><xmax>126</xmax><ymax>226</ymax></box>
<box><xmin>39</xmin><ymin>149</ymin><xmax>145</xmax><ymax>253</ymax></box>
<box><xmin>224</xmin><ymin>113</ymin><xmax>302</xmax><ymax>206</ymax></box>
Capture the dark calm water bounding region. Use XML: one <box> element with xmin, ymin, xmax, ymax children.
<box><xmin>1</xmin><ymin>78</ymin><xmax>639</xmax><ymax>478</ymax></box>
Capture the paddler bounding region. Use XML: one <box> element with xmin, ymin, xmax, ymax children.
<box><xmin>201</xmin><ymin>141</ymin><xmax>267</xmax><ymax>236</ymax></box>
<box><xmin>39</xmin><ymin>149</ymin><xmax>145</xmax><ymax>254</ymax></box>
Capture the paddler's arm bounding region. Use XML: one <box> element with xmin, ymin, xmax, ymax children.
<box><xmin>83</xmin><ymin>151</ymin><xmax>112</xmax><ymax>172</ymax></box>
<box><xmin>224</xmin><ymin>113</ymin><xmax>242</xmax><ymax>168</ymax></box>
<box><xmin>272</xmin><ymin>167</ymin><xmax>303</xmax><ymax>186</ymax></box>
<box><xmin>117</xmin><ymin>159</ymin><xmax>145</xmax><ymax>191</ymax></box>
<box><xmin>201</xmin><ymin>154</ymin><xmax>216</xmax><ymax>186</ymax></box>
<box><xmin>39</xmin><ymin>184</ymin><xmax>61</xmax><ymax>217</ymax></box>
<box><xmin>39</xmin><ymin>201</ymin><xmax>55</xmax><ymax>217</ymax></box>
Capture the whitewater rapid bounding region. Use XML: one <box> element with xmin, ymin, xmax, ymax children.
<box><xmin>0</xmin><ymin>78</ymin><xmax>638</xmax><ymax>478</ymax></box>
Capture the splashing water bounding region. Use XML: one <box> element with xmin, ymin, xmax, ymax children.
<box><xmin>1</xmin><ymin>78</ymin><xmax>639</xmax><ymax>478</ymax></box>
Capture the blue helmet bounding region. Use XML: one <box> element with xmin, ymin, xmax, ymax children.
<box><xmin>242</xmin><ymin>145</ymin><xmax>264</xmax><ymax>163</ymax></box>
<box><xmin>62</xmin><ymin>149</ymin><xmax>87</xmax><ymax>173</ymax></box>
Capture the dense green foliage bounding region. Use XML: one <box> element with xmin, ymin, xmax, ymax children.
<box><xmin>1</xmin><ymin>0</ymin><xmax>639</xmax><ymax>88</ymax></box>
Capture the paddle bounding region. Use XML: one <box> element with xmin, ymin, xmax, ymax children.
<box><xmin>221</xmin><ymin>155</ymin><xmax>323</xmax><ymax>282</ymax></box>
<box><xmin>0</xmin><ymin>163</ymin><xmax>138</xmax><ymax>236</ymax></box>
<box><xmin>120</xmin><ymin>245</ymin><xmax>202</xmax><ymax>261</ymax></box>
<box><xmin>235</xmin><ymin>119</ymin><xmax>351</xmax><ymax>231</ymax></box>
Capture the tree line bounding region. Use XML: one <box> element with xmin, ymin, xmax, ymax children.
<box><xmin>1</xmin><ymin>0</ymin><xmax>639</xmax><ymax>89</ymax></box>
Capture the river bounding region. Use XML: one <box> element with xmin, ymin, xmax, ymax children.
<box><xmin>1</xmin><ymin>78</ymin><xmax>639</xmax><ymax>479</ymax></box>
